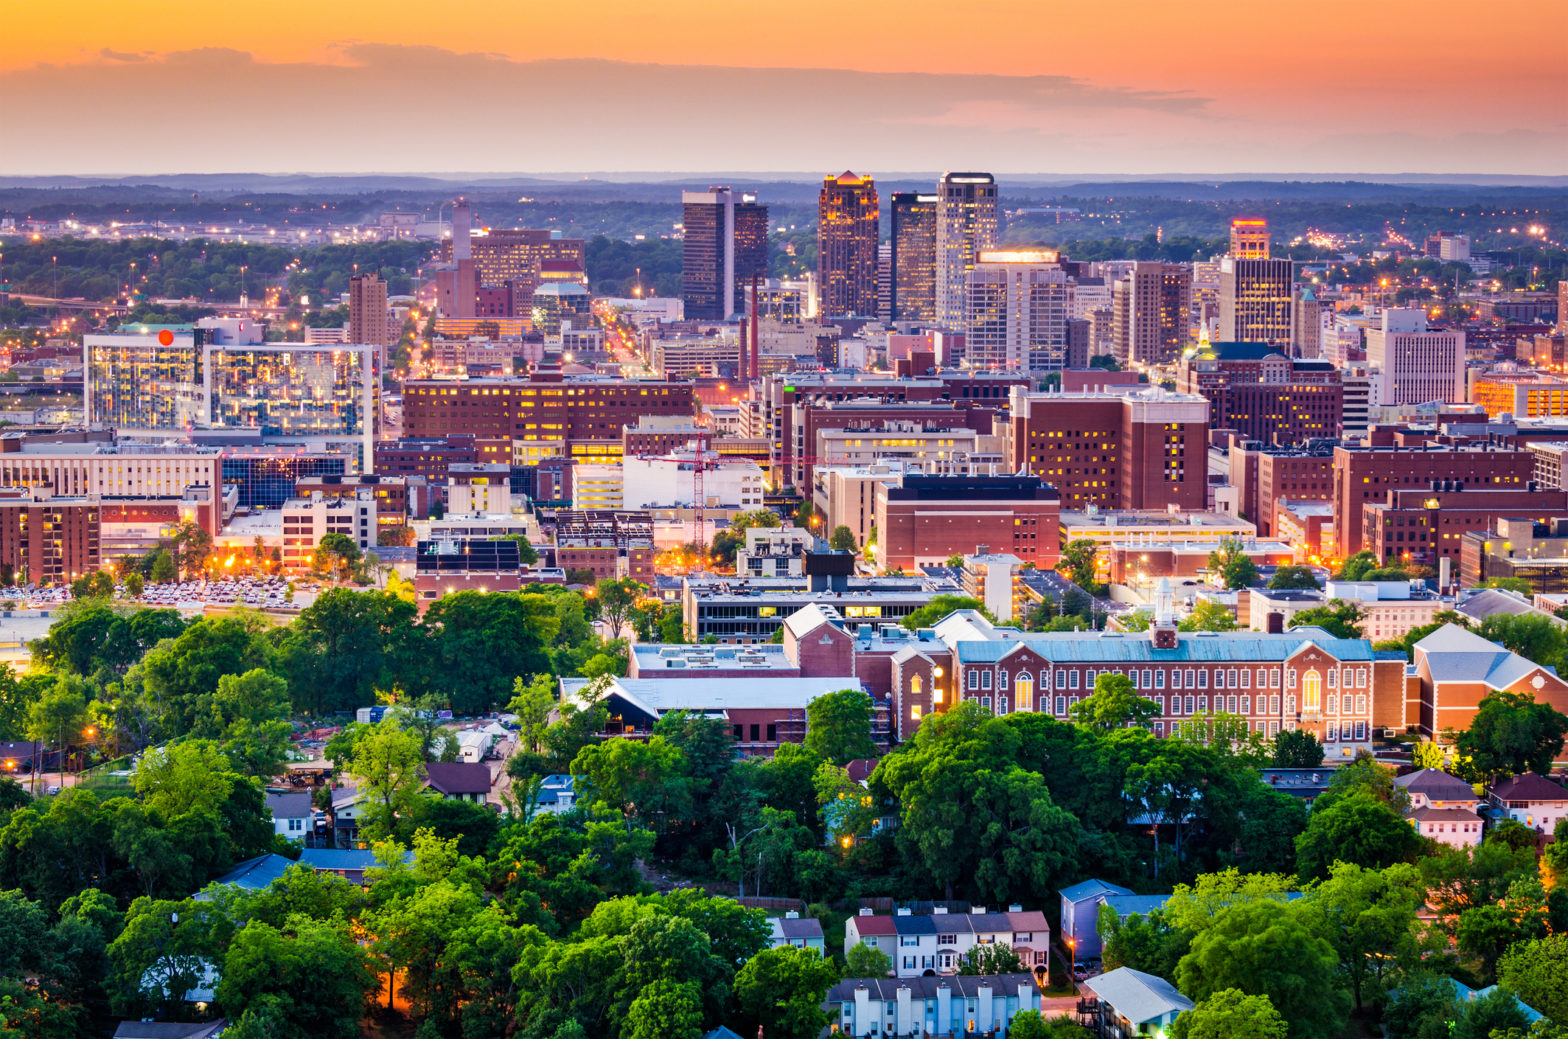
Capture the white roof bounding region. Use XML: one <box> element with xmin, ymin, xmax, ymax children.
<box><xmin>560</xmin><ymin>675</ymin><xmax>863</xmax><ymax>715</ymax></box>
<box><xmin>1084</xmin><ymin>967</ymin><xmax>1194</xmax><ymax>1025</ymax></box>
<box><xmin>1415</xmin><ymin>623</ymin><xmax>1544</xmax><ymax>689</ymax></box>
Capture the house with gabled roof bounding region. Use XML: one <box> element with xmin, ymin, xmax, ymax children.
<box><xmin>823</xmin><ymin>973</ymin><xmax>1042</xmax><ymax>1037</ymax></box>
<box><xmin>1083</xmin><ymin>967</ymin><xmax>1194</xmax><ymax>1036</ymax></box>
<box><xmin>1488</xmin><ymin>772</ymin><xmax>1568</xmax><ymax>833</ymax></box>
<box><xmin>847</xmin><ymin>905</ymin><xmax>1051</xmax><ymax>978</ymax></box>
<box><xmin>1412</xmin><ymin>624</ymin><xmax>1568</xmax><ymax>744</ymax></box>
<box><xmin>1395</xmin><ymin>768</ymin><xmax>1483</xmax><ymax>847</ymax></box>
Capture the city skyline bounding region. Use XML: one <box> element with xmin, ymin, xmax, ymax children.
<box><xmin>2</xmin><ymin>0</ymin><xmax>1563</xmax><ymax>176</ymax></box>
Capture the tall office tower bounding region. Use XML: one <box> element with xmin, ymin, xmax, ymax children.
<box><xmin>936</xmin><ymin>173</ymin><xmax>998</xmax><ymax>327</ymax></box>
<box><xmin>817</xmin><ymin>171</ymin><xmax>880</xmax><ymax>318</ymax></box>
<box><xmin>1364</xmin><ymin>307</ymin><xmax>1466</xmax><ymax>406</ymax></box>
<box><xmin>876</xmin><ymin>243</ymin><xmax>893</xmax><ymax>322</ymax></box>
<box><xmin>1558</xmin><ymin>278</ymin><xmax>1568</xmax><ymax>334</ymax></box>
<box><xmin>1291</xmin><ymin>287</ymin><xmax>1324</xmax><ymax>358</ymax></box>
<box><xmin>889</xmin><ymin>192</ymin><xmax>937</xmax><ymax>323</ymax></box>
<box><xmin>1229</xmin><ymin>218</ymin><xmax>1271</xmax><ymax>259</ymax></box>
<box><xmin>1219</xmin><ymin>255</ymin><xmax>1295</xmax><ymax>348</ymax></box>
<box><xmin>1190</xmin><ymin>260</ymin><xmax>1221</xmax><ymax>340</ymax></box>
<box><xmin>964</xmin><ymin>250</ymin><xmax>1069</xmax><ymax>372</ymax></box>
<box><xmin>1111</xmin><ymin>262</ymin><xmax>1193</xmax><ymax>366</ymax></box>
<box><xmin>349</xmin><ymin>274</ymin><xmax>392</xmax><ymax>349</ymax></box>
<box><xmin>682</xmin><ymin>188</ymin><xmax>768</xmax><ymax>320</ymax></box>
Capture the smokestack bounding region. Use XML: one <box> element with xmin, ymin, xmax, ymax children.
<box><xmin>749</xmin><ymin>272</ymin><xmax>760</xmax><ymax>384</ymax></box>
<box><xmin>452</xmin><ymin>198</ymin><xmax>472</xmax><ymax>263</ymax></box>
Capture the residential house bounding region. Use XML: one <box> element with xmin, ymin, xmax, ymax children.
<box><xmin>845</xmin><ymin>906</ymin><xmax>1050</xmax><ymax>977</ymax></box>
<box><xmin>426</xmin><ymin>761</ymin><xmax>492</xmax><ymax>804</ymax></box>
<box><xmin>768</xmin><ymin>911</ymin><xmax>825</xmax><ymax>952</ymax></box>
<box><xmin>1060</xmin><ymin>879</ymin><xmax>1133</xmax><ymax>963</ymax></box>
<box><xmin>823</xmin><ymin>974</ymin><xmax>1042</xmax><ymax>1037</ymax></box>
<box><xmin>200</xmin><ymin>848</ymin><xmax>414</xmax><ymax>896</ymax></box>
<box><xmin>1082</xmin><ymin>967</ymin><xmax>1195</xmax><ymax>1037</ymax></box>
<box><xmin>532</xmin><ymin>774</ymin><xmax>578</xmax><ymax>815</ymax></box>
<box><xmin>1445</xmin><ymin>978</ymin><xmax>1544</xmax><ymax>1024</ymax></box>
<box><xmin>113</xmin><ymin>1022</ymin><xmax>228</xmax><ymax>1039</ymax></box>
<box><xmin>265</xmin><ymin>791</ymin><xmax>312</xmax><ymax>842</ymax></box>
<box><xmin>328</xmin><ymin>785</ymin><xmax>366</xmax><ymax>848</ymax></box>
<box><xmin>1395</xmin><ymin>768</ymin><xmax>1483</xmax><ymax>848</ymax></box>
<box><xmin>1488</xmin><ymin>773</ymin><xmax>1568</xmax><ymax>833</ymax></box>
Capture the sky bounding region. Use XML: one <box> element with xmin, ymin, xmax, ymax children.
<box><xmin>3</xmin><ymin>0</ymin><xmax>1565</xmax><ymax>177</ymax></box>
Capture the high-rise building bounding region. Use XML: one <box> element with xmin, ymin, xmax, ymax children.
<box><xmin>1229</xmin><ymin>218</ymin><xmax>1271</xmax><ymax>259</ymax></box>
<box><xmin>1111</xmin><ymin>262</ymin><xmax>1192</xmax><ymax>366</ymax></box>
<box><xmin>817</xmin><ymin>171</ymin><xmax>879</xmax><ymax>318</ymax></box>
<box><xmin>1364</xmin><ymin>308</ymin><xmax>1466</xmax><ymax>406</ymax></box>
<box><xmin>875</xmin><ymin>243</ymin><xmax>893</xmax><ymax>323</ymax></box>
<box><xmin>936</xmin><ymin>173</ymin><xmax>998</xmax><ymax>328</ymax></box>
<box><xmin>682</xmin><ymin>188</ymin><xmax>769</xmax><ymax>320</ymax></box>
<box><xmin>349</xmin><ymin>274</ymin><xmax>392</xmax><ymax>350</ymax></box>
<box><xmin>889</xmin><ymin>192</ymin><xmax>938</xmax><ymax>324</ymax></box>
<box><xmin>1177</xmin><ymin>342</ymin><xmax>1342</xmax><ymax>445</ymax></box>
<box><xmin>964</xmin><ymin>250</ymin><xmax>1069</xmax><ymax>372</ymax></box>
<box><xmin>1219</xmin><ymin>256</ymin><xmax>1295</xmax><ymax>348</ymax></box>
<box><xmin>1008</xmin><ymin>386</ymin><xmax>1210</xmax><ymax>511</ymax></box>
<box><xmin>1557</xmin><ymin>278</ymin><xmax>1567</xmax><ymax>335</ymax></box>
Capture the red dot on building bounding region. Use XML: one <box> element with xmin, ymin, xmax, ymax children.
<box><xmin>157</xmin><ymin>330</ymin><xmax>174</xmax><ymax>346</ymax></box>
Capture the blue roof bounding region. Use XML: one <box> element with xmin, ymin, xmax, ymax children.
<box><xmin>703</xmin><ymin>1029</ymin><xmax>746</xmax><ymax>1039</ymax></box>
<box><xmin>200</xmin><ymin>853</ymin><xmax>294</xmax><ymax>895</ymax></box>
<box><xmin>298</xmin><ymin>848</ymin><xmax>412</xmax><ymax>872</ymax></box>
<box><xmin>892</xmin><ymin>914</ymin><xmax>938</xmax><ymax>936</ymax></box>
<box><xmin>1101</xmin><ymin>894</ymin><xmax>1170</xmax><ymax>918</ymax></box>
<box><xmin>1061</xmin><ymin>879</ymin><xmax>1134</xmax><ymax>903</ymax></box>
<box><xmin>956</xmin><ymin>629</ymin><xmax>1375</xmax><ymax>665</ymax></box>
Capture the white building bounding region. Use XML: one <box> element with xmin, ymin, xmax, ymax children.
<box><xmin>1366</xmin><ymin>308</ymin><xmax>1465</xmax><ymax>406</ymax></box>
<box><xmin>815</xmin><ymin>422</ymin><xmax>985</xmax><ymax>469</ymax></box>
<box><xmin>620</xmin><ymin>454</ymin><xmax>764</xmax><ymax>510</ymax></box>
<box><xmin>282</xmin><ymin>489</ymin><xmax>376</xmax><ymax>570</ymax></box>
<box><xmin>736</xmin><ymin>526</ymin><xmax>814</xmax><ymax>578</ymax></box>
<box><xmin>964</xmin><ymin>251</ymin><xmax>1068</xmax><ymax>372</ymax></box>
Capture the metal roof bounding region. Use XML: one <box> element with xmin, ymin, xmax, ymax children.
<box><xmin>1084</xmin><ymin>967</ymin><xmax>1194</xmax><ymax>1025</ymax></box>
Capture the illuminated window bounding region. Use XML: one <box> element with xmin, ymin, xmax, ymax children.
<box><xmin>1303</xmin><ymin>670</ymin><xmax>1322</xmax><ymax>713</ymax></box>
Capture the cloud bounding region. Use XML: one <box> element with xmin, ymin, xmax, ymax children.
<box><xmin>0</xmin><ymin>47</ymin><xmax>1556</xmax><ymax>175</ymax></box>
<box><xmin>97</xmin><ymin>48</ymin><xmax>151</xmax><ymax>63</ymax></box>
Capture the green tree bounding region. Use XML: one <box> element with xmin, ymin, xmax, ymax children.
<box><xmin>957</xmin><ymin>942</ymin><xmax>1024</xmax><ymax>975</ymax></box>
<box><xmin>898</xmin><ymin>595</ymin><xmax>995</xmax><ymax>631</ymax></box>
<box><xmin>570</xmin><ymin>735</ymin><xmax>686</xmax><ymax>831</ymax></box>
<box><xmin>275</xmin><ymin>589</ymin><xmax>418</xmax><ymax>715</ymax></box>
<box><xmin>593</xmin><ymin>578</ymin><xmax>646</xmax><ymax>640</ymax></box>
<box><xmin>843</xmin><ymin>942</ymin><xmax>892</xmax><ymax>977</ymax></box>
<box><xmin>1411</xmin><ymin>741</ymin><xmax>1445</xmax><ymax>770</ymax></box>
<box><xmin>1498</xmin><ymin>933</ymin><xmax>1568</xmax><ymax>1026</ymax></box>
<box><xmin>133</xmin><ymin>740</ymin><xmax>237</xmax><ymax>818</ymax></box>
<box><xmin>828</xmin><ymin>525</ymin><xmax>857</xmax><ymax>551</ymax></box>
<box><xmin>107</xmin><ymin>898</ymin><xmax>223</xmax><ymax>1020</ymax></box>
<box><xmin>1176</xmin><ymin>900</ymin><xmax>1347</xmax><ymax>1039</ymax></box>
<box><xmin>1334</xmin><ymin>551</ymin><xmax>1379</xmax><ymax>581</ymax></box>
<box><xmin>148</xmin><ymin>549</ymin><xmax>177</xmax><ymax>584</ymax></box>
<box><xmin>421</xmin><ymin>592</ymin><xmax>556</xmax><ymax>714</ymax></box>
<box><xmin>1454</xmin><ymin>691</ymin><xmax>1568</xmax><ymax>781</ymax></box>
<box><xmin>803</xmin><ymin>689</ymin><xmax>877</xmax><ymax>765</ymax></box>
<box><xmin>1295</xmin><ymin>791</ymin><xmax>1428</xmax><ymax>881</ymax></box>
<box><xmin>1058</xmin><ymin>538</ymin><xmax>1099</xmax><ymax>591</ymax></box>
<box><xmin>732</xmin><ymin>945</ymin><xmax>839</xmax><ymax>1039</ymax></box>
<box><xmin>217</xmin><ymin>914</ymin><xmax>378</xmax><ymax>1039</ymax></box>
<box><xmin>509</xmin><ymin>674</ymin><xmax>557</xmax><ymax>756</ymax></box>
<box><xmin>1289</xmin><ymin>601</ymin><xmax>1365</xmax><ymax>640</ymax></box>
<box><xmin>345</xmin><ymin>719</ymin><xmax>427</xmax><ymax>843</ymax></box>
<box><xmin>25</xmin><ymin>675</ymin><xmax>92</xmax><ymax>748</ymax></box>
<box><xmin>1266</xmin><ymin>566</ymin><xmax>1319</xmax><ymax>591</ymax></box>
<box><xmin>1271</xmin><ymin>729</ymin><xmax>1324</xmax><ymax>768</ymax></box>
<box><xmin>1008</xmin><ymin>1011</ymin><xmax>1093</xmax><ymax>1039</ymax></box>
<box><xmin>192</xmin><ymin>668</ymin><xmax>293</xmax><ymax>777</ymax></box>
<box><xmin>311</xmin><ymin>532</ymin><xmax>362</xmax><ymax>581</ymax></box>
<box><xmin>624</xmin><ymin>978</ymin><xmax>702</xmax><ymax>1039</ymax></box>
<box><xmin>1301</xmin><ymin>861</ymin><xmax>1426</xmax><ymax>1012</ymax></box>
<box><xmin>1070</xmin><ymin>672</ymin><xmax>1160</xmax><ymax>731</ymax></box>
<box><xmin>1478</xmin><ymin>612</ymin><xmax>1567</xmax><ymax>672</ymax></box>
<box><xmin>1171</xmin><ymin>989</ymin><xmax>1288</xmax><ymax>1039</ymax></box>
<box><xmin>1179</xmin><ymin>599</ymin><xmax>1237</xmax><ymax>632</ymax></box>
<box><xmin>1170</xmin><ymin>712</ymin><xmax>1270</xmax><ymax>764</ymax></box>
<box><xmin>1208</xmin><ymin>539</ymin><xmax>1260</xmax><ymax>590</ymax></box>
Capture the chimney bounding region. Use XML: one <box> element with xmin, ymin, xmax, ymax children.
<box><xmin>1266</xmin><ymin>611</ymin><xmax>1285</xmax><ymax>634</ymax></box>
<box><xmin>859</xmin><ymin>908</ymin><xmax>874</xmax><ymax>916</ymax></box>
<box><xmin>452</xmin><ymin>198</ymin><xmax>472</xmax><ymax>262</ymax></box>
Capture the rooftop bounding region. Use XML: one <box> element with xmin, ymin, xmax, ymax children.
<box><xmin>560</xmin><ymin>675</ymin><xmax>866</xmax><ymax>716</ymax></box>
<box><xmin>1084</xmin><ymin>967</ymin><xmax>1195</xmax><ymax>1025</ymax></box>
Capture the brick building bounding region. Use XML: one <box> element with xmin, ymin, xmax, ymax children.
<box><xmin>0</xmin><ymin>493</ymin><xmax>101</xmax><ymax>585</ymax></box>
<box><xmin>1226</xmin><ymin>442</ymin><xmax>1336</xmax><ymax>536</ymax></box>
<box><xmin>873</xmin><ymin>474</ymin><xmax>1061</xmax><ymax>572</ymax></box>
<box><xmin>1332</xmin><ymin>444</ymin><xmax>1536</xmax><ymax>557</ymax></box>
<box><xmin>1177</xmin><ymin>342</ymin><xmax>1342</xmax><ymax>445</ymax></box>
<box><xmin>402</xmin><ymin>374</ymin><xmax>695</xmax><ymax>448</ymax></box>
<box><xmin>1460</xmin><ymin>517</ymin><xmax>1568</xmax><ymax>593</ymax></box>
<box><xmin>1362</xmin><ymin>484</ymin><xmax>1568</xmax><ymax>570</ymax></box>
<box><xmin>1008</xmin><ymin>388</ymin><xmax>1210</xmax><ymax>511</ymax></box>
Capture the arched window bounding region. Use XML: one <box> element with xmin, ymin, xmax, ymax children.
<box><xmin>911</xmin><ymin>675</ymin><xmax>923</xmax><ymax>702</ymax></box>
<box><xmin>1303</xmin><ymin>670</ymin><xmax>1323</xmax><ymax>713</ymax></box>
<box><xmin>1016</xmin><ymin>672</ymin><xmax>1034</xmax><ymax>712</ymax></box>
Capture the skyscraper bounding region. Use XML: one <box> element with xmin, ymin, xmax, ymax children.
<box><xmin>890</xmin><ymin>192</ymin><xmax>937</xmax><ymax>324</ymax></box>
<box><xmin>682</xmin><ymin>188</ymin><xmax>769</xmax><ymax>321</ymax></box>
<box><xmin>1229</xmin><ymin>218</ymin><xmax>1271</xmax><ymax>259</ymax></box>
<box><xmin>965</xmin><ymin>250</ymin><xmax>1069</xmax><ymax>372</ymax></box>
<box><xmin>817</xmin><ymin>171</ymin><xmax>880</xmax><ymax>318</ymax></box>
<box><xmin>936</xmin><ymin>173</ymin><xmax>998</xmax><ymax>328</ymax></box>
<box><xmin>1219</xmin><ymin>256</ymin><xmax>1295</xmax><ymax>348</ymax></box>
<box><xmin>1111</xmin><ymin>262</ymin><xmax>1193</xmax><ymax>366</ymax></box>
<box><xmin>349</xmin><ymin>273</ymin><xmax>392</xmax><ymax>349</ymax></box>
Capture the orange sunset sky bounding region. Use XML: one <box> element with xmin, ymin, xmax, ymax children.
<box><xmin>3</xmin><ymin>0</ymin><xmax>1564</xmax><ymax>176</ymax></box>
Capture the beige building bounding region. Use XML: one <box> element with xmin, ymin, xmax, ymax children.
<box><xmin>349</xmin><ymin>274</ymin><xmax>394</xmax><ymax>349</ymax></box>
<box><xmin>812</xmin><ymin>463</ymin><xmax>906</xmax><ymax>548</ymax></box>
<box><xmin>282</xmin><ymin>490</ymin><xmax>376</xmax><ymax>571</ymax></box>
